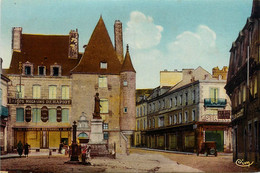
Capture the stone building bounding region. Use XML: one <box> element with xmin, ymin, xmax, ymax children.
<box><xmin>4</xmin><ymin>17</ymin><xmax>136</xmax><ymax>154</ymax></box>
<box><xmin>135</xmin><ymin>66</ymin><xmax>232</xmax><ymax>153</ymax></box>
<box><xmin>225</xmin><ymin>0</ymin><xmax>260</xmax><ymax>164</ymax></box>
<box><xmin>0</xmin><ymin>58</ymin><xmax>10</xmax><ymax>154</ymax></box>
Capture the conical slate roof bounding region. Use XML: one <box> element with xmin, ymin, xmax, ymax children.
<box><xmin>121</xmin><ymin>45</ymin><xmax>136</xmax><ymax>73</ymax></box>
<box><xmin>72</xmin><ymin>17</ymin><xmax>122</xmax><ymax>74</ymax></box>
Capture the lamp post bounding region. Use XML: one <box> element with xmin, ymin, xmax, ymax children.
<box><xmin>70</xmin><ymin>121</ymin><xmax>79</xmax><ymax>161</ymax></box>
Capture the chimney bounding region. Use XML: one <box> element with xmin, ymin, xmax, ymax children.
<box><xmin>114</xmin><ymin>20</ymin><xmax>123</xmax><ymax>63</ymax></box>
<box><xmin>12</xmin><ymin>27</ymin><xmax>22</xmax><ymax>51</ymax></box>
<box><xmin>68</xmin><ymin>29</ymin><xmax>79</xmax><ymax>59</ymax></box>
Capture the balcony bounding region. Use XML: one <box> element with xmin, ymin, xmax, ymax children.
<box><xmin>204</xmin><ymin>98</ymin><xmax>227</xmax><ymax>108</ymax></box>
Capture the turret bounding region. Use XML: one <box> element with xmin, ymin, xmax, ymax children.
<box><xmin>68</xmin><ymin>29</ymin><xmax>79</xmax><ymax>59</ymax></box>
<box><xmin>120</xmin><ymin>45</ymin><xmax>136</xmax><ymax>132</ymax></box>
<box><xmin>12</xmin><ymin>27</ymin><xmax>22</xmax><ymax>51</ymax></box>
<box><xmin>114</xmin><ymin>20</ymin><xmax>123</xmax><ymax>64</ymax></box>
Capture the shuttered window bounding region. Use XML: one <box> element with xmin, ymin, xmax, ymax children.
<box><xmin>33</xmin><ymin>85</ymin><xmax>41</xmax><ymax>99</ymax></box>
<box><xmin>49</xmin><ymin>86</ymin><xmax>57</xmax><ymax>99</ymax></box>
<box><xmin>61</xmin><ymin>86</ymin><xmax>69</xmax><ymax>99</ymax></box>
<box><xmin>32</xmin><ymin>108</ymin><xmax>41</xmax><ymax>122</ymax></box>
<box><xmin>49</xmin><ymin>109</ymin><xmax>56</xmax><ymax>122</ymax></box>
<box><xmin>210</xmin><ymin>88</ymin><xmax>219</xmax><ymax>102</ymax></box>
<box><xmin>100</xmin><ymin>99</ymin><xmax>108</xmax><ymax>113</ymax></box>
<box><xmin>16</xmin><ymin>108</ymin><xmax>24</xmax><ymax>122</ymax></box>
<box><xmin>62</xmin><ymin>109</ymin><xmax>69</xmax><ymax>122</ymax></box>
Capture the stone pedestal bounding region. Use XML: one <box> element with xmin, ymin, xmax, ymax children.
<box><xmin>89</xmin><ymin>119</ymin><xmax>106</xmax><ymax>144</ymax></box>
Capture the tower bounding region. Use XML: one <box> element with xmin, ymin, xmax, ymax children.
<box><xmin>120</xmin><ymin>45</ymin><xmax>136</xmax><ymax>150</ymax></box>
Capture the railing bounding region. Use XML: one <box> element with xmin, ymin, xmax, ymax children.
<box><xmin>204</xmin><ymin>98</ymin><xmax>227</xmax><ymax>108</ymax></box>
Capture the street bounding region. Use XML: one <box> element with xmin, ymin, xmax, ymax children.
<box><xmin>1</xmin><ymin>148</ymin><xmax>259</xmax><ymax>172</ymax></box>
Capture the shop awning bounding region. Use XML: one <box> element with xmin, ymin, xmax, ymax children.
<box><xmin>1</xmin><ymin>105</ymin><xmax>8</xmax><ymax>117</ymax></box>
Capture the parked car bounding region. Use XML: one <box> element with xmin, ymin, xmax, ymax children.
<box><xmin>197</xmin><ymin>141</ymin><xmax>217</xmax><ymax>156</ymax></box>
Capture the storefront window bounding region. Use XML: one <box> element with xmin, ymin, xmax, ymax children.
<box><xmin>16</xmin><ymin>108</ymin><xmax>24</xmax><ymax>122</ymax></box>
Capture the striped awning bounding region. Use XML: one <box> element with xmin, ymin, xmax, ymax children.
<box><xmin>1</xmin><ymin>105</ymin><xmax>8</xmax><ymax>117</ymax></box>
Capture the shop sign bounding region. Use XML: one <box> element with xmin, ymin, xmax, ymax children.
<box><xmin>218</xmin><ymin>110</ymin><xmax>231</xmax><ymax>119</ymax></box>
<box><xmin>41</xmin><ymin>106</ymin><xmax>48</xmax><ymax>122</ymax></box>
<box><xmin>8</xmin><ymin>98</ymin><xmax>72</xmax><ymax>105</ymax></box>
<box><xmin>25</xmin><ymin>106</ymin><xmax>31</xmax><ymax>122</ymax></box>
<box><xmin>57</xmin><ymin>106</ymin><xmax>62</xmax><ymax>122</ymax></box>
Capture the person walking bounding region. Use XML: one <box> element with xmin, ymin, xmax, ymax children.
<box><xmin>24</xmin><ymin>143</ymin><xmax>30</xmax><ymax>157</ymax></box>
<box><xmin>17</xmin><ymin>141</ymin><xmax>23</xmax><ymax>157</ymax></box>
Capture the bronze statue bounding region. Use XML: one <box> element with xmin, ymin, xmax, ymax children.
<box><xmin>93</xmin><ymin>93</ymin><xmax>102</xmax><ymax>119</ymax></box>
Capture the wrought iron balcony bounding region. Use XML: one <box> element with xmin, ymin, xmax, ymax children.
<box><xmin>204</xmin><ymin>98</ymin><xmax>227</xmax><ymax>108</ymax></box>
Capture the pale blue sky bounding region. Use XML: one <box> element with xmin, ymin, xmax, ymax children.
<box><xmin>0</xmin><ymin>0</ymin><xmax>253</xmax><ymax>88</ymax></box>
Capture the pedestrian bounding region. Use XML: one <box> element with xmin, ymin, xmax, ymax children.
<box><xmin>24</xmin><ymin>143</ymin><xmax>30</xmax><ymax>157</ymax></box>
<box><xmin>87</xmin><ymin>145</ymin><xmax>91</xmax><ymax>160</ymax></box>
<box><xmin>82</xmin><ymin>147</ymin><xmax>87</xmax><ymax>163</ymax></box>
<box><xmin>17</xmin><ymin>141</ymin><xmax>23</xmax><ymax>157</ymax></box>
<box><xmin>58</xmin><ymin>142</ymin><xmax>63</xmax><ymax>153</ymax></box>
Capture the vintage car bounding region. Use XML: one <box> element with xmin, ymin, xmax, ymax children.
<box><xmin>197</xmin><ymin>141</ymin><xmax>217</xmax><ymax>156</ymax></box>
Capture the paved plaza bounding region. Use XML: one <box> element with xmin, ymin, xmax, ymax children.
<box><xmin>0</xmin><ymin>148</ymin><xmax>259</xmax><ymax>172</ymax></box>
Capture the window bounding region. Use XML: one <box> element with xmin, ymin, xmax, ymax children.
<box><xmin>137</xmin><ymin>120</ymin><xmax>140</xmax><ymax>130</ymax></box>
<box><xmin>243</xmin><ymin>85</ymin><xmax>246</xmax><ymax>102</ymax></box>
<box><xmin>104</xmin><ymin>132</ymin><xmax>109</xmax><ymax>140</ymax></box>
<box><xmin>124</xmin><ymin>107</ymin><xmax>128</xmax><ymax>113</ymax></box>
<box><xmin>170</xmin><ymin>98</ymin><xmax>173</xmax><ymax>108</ymax></box>
<box><xmin>179</xmin><ymin>113</ymin><xmax>182</xmax><ymax>123</ymax></box>
<box><xmin>103</xmin><ymin>123</ymin><xmax>108</xmax><ymax>129</ymax></box>
<box><xmin>53</xmin><ymin>67</ymin><xmax>59</xmax><ymax>76</ymax></box>
<box><xmin>25</xmin><ymin>66</ymin><xmax>31</xmax><ymax>75</ymax></box>
<box><xmin>136</xmin><ymin>108</ymin><xmax>139</xmax><ymax>117</ymax></box>
<box><xmin>38</xmin><ymin>66</ymin><xmax>45</xmax><ymax>76</ymax></box>
<box><xmin>100</xmin><ymin>62</ymin><xmax>107</xmax><ymax>69</ymax></box>
<box><xmin>185</xmin><ymin>112</ymin><xmax>188</xmax><ymax>123</ymax></box>
<box><xmin>158</xmin><ymin>116</ymin><xmax>164</xmax><ymax>127</ymax></box>
<box><xmin>174</xmin><ymin>97</ymin><xmax>177</xmax><ymax>106</ymax></box>
<box><xmin>210</xmin><ymin>88</ymin><xmax>219</xmax><ymax>103</ymax></box>
<box><xmin>16</xmin><ymin>85</ymin><xmax>24</xmax><ymax>98</ymax></box>
<box><xmin>192</xmin><ymin>90</ymin><xmax>195</xmax><ymax>103</ymax></box>
<box><xmin>143</xmin><ymin>120</ymin><xmax>146</xmax><ymax>129</ymax></box>
<box><xmin>169</xmin><ymin>115</ymin><xmax>173</xmax><ymax>125</ymax></box>
<box><xmin>153</xmin><ymin>103</ymin><xmax>155</xmax><ymax>112</ymax></box>
<box><xmin>254</xmin><ymin>78</ymin><xmax>257</xmax><ymax>96</ymax></box>
<box><xmin>32</xmin><ymin>108</ymin><xmax>41</xmax><ymax>122</ymax></box>
<box><xmin>48</xmin><ymin>109</ymin><xmax>56</xmax><ymax>122</ymax></box>
<box><xmin>100</xmin><ymin>99</ymin><xmax>108</xmax><ymax>113</ymax></box>
<box><xmin>62</xmin><ymin>86</ymin><xmax>69</xmax><ymax>99</ymax></box>
<box><xmin>185</xmin><ymin>93</ymin><xmax>188</xmax><ymax>105</ymax></box>
<box><xmin>179</xmin><ymin>95</ymin><xmax>182</xmax><ymax>105</ymax></box>
<box><xmin>62</xmin><ymin>109</ymin><xmax>69</xmax><ymax>122</ymax></box>
<box><xmin>143</xmin><ymin>106</ymin><xmax>146</xmax><ymax>115</ymax></box>
<box><xmin>192</xmin><ymin>110</ymin><xmax>195</xmax><ymax>121</ymax></box>
<box><xmin>162</xmin><ymin>100</ymin><xmax>165</xmax><ymax>108</ymax></box>
<box><xmin>152</xmin><ymin>118</ymin><xmax>155</xmax><ymax>128</ymax></box>
<box><xmin>140</xmin><ymin>107</ymin><xmax>142</xmax><ymax>116</ymax></box>
<box><xmin>149</xmin><ymin>119</ymin><xmax>151</xmax><ymax>128</ymax></box>
<box><xmin>174</xmin><ymin>114</ymin><xmax>177</xmax><ymax>124</ymax></box>
<box><xmin>140</xmin><ymin>119</ymin><xmax>143</xmax><ymax>129</ymax></box>
<box><xmin>158</xmin><ymin>101</ymin><xmax>161</xmax><ymax>110</ymax></box>
<box><xmin>33</xmin><ymin>85</ymin><xmax>41</xmax><ymax>99</ymax></box>
<box><xmin>238</xmin><ymin>89</ymin><xmax>242</xmax><ymax>105</ymax></box>
<box><xmin>49</xmin><ymin>86</ymin><xmax>57</xmax><ymax>99</ymax></box>
<box><xmin>123</xmin><ymin>80</ymin><xmax>128</xmax><ymax>86</ymax></box>
<box><xmin>99</xmin><ymin>76</ymin><xmax>107</xmax><ymax>88</ymax></box>
<box><xmin>16</xmin><ymin>108</ymin><xmax>24</xmax><ymax>122</ymax></box>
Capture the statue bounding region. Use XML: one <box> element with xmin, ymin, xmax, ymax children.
<box><xmin>93</xmin><ymin>93</ymin><xmax>102</xmax><ymax>119</ymax></box>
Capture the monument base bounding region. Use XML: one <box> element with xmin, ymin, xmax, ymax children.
<box><xmin>88</xmin><ymin>143</ymin><xmax>114</xmax><ymax>158</ymax></box>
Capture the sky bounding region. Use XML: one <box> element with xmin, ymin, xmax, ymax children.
<box><xmin>0</xmin><ymin>0</ymin><xmax>253</xmax><ymax>89</ymax></box>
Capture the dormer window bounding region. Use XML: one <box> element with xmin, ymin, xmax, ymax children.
<box><xmin>38</xmin><ymin>66</ymin><xmax>46</xmax><ymax>76</ymax></box>
<box><xmin>100</xmin><ymin>62</ymin><xmax>107</xmax><ymax>69</ymax></box>
<box><xmin>50</xmin><ymin>65</ymin><xmax>61</xmax><ymax>76</ymax></box>
<box><xmin>25</xmin><ymin>66</ymin><xmax>31</xmax><ymax>75</ymax></box>
<box><xmin>23</xmin><ymin>62</ymin><xmax>33</xmax><ymax>76</ymax></box>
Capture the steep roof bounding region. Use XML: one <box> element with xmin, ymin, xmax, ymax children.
<box><xmin>6</xmin><ymin>34</ymin><xmax>81</xmax><ymax>76</ymax></box>
<box><xmin>251</xmin><ymin>0</ymin><xmax>260</xmax><ymax>18</ymax></box>
<box><xmin>71</xmin><ymin>17</ymin><xmax>122</xmax><ymax>74</ymax></box>
<box><xmin>121</xmin><ymin>45</ymin><xmax>136</xmax><ymax>73</ymax></box>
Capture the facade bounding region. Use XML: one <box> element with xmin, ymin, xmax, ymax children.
<box><xmin>0</xmin><ymin>58</ymin><xmax>10</xmax><ymax>154</ymax></box>
<box><xmin>225</xmin><ymin>0</ymin><xmax>260</xmax><ymax>164</ymax></box>
<box><xmin>4</xmin><ymin>17</ymin><xmax>136</xmax><ymax>154</ymax></box>
<box><xmin>136</xmin><ymin>67</ymin><xmax>232</xmax><ymax>153</ymax></box>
